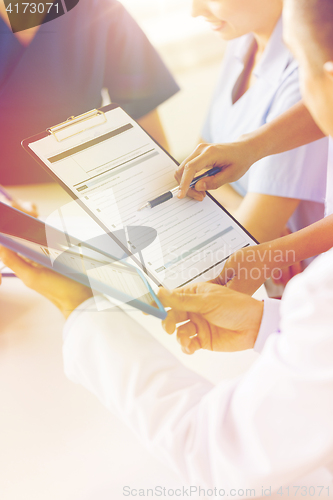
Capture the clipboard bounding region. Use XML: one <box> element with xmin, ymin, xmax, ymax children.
<box><xmin>22</xmin><ymin>104</ymin><xmax>258</xmax><ymax>290</ymax></box>
<box><xmin>22</xmin><ymin>104</ymin><xmax>161</xmax><ymax>285</ymax></box>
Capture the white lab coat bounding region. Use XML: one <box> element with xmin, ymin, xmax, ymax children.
<box><xmin>202</xmin><ymin>18</ymin><xmax>328</xmax><ymax>236</ymax></box>
<box><xmin>326</xmin><ymin>138</ymin><xmax>333</xmax><ymax>216</ymax></box>
<box><xmin>63</xmin><ymin>249</ymin><xmax>333</xmax><ymax>496</ymax></box>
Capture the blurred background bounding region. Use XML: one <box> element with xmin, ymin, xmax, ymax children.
<box><xmin>119</xmin><ymin>0</ymin><xmax>226</xmax><ymax>161</ymax></box>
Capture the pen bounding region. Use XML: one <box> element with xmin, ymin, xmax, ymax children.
<box><xmin>0</xmin><ymin>185</ymin><xmax>13</xmax><ymax>202</ymax></box>
<box><xmin>138</xmin><ymin>166</ymin><xmax>222</xmax><ymax>211</ymax></box>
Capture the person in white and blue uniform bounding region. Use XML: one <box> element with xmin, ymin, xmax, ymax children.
<box><xmin>200</xmin><ymin>6</ymin><xmax>328</xmax><ymax>250</ymax></box>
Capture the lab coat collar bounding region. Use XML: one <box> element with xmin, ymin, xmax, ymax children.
<box><xmin>254</xmin><ymin>17</ymin><xmax>294</xmax><ymax>85</ymax></box>
<box><xmin>233</xmin><ymin>17</ymin><xmax>295</xmax><ymax>86</ymax></box>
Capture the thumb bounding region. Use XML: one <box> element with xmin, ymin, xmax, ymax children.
<box><xmin>195</xmin><ymin>170</ymin><xmax>232</xmax><ymax>192</ymax></box>
<box><xmin>157</xmin><ymin>283</ymin><xmax>218</xmax><ymax>313</ymax></box>
<box><xmin>193</xmin><ymin>180</ymin><xmax>207</xmax><ymax>192</ymax></box>
<box><xmin>157</xmin><ymin>285</ymin><xmax>206</xmax><ymax>312</ymax></box>
<box><xmin>0</xmin><ymin>247</ymin><xmax>35</xmax><ymax>282</ymax></box>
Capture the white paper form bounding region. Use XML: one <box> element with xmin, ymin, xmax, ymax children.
<box><xmin>28</xmin><ymin>107</ymin><xmax>256</xmax><ymax>288</ymax></box>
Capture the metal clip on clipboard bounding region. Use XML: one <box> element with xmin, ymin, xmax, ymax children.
<box><xmin>47</xmin><ymin>109</ymin><xmax>107</xmax><ymax>142</ymax></box>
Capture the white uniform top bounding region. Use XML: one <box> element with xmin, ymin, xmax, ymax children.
<box><xmin>202</xmin><ymin>17</ymin><xmax>328</xmax><ymax>235</ymax></box>
<box><xmin>63</xmin><ymin>248</ymin><xmax>333</xmax><ymax>495</ymax></box>
<box><xmin>326</xmin><ymin>137</ymin><xmax>333</xmax><ymax>216</ymax></box>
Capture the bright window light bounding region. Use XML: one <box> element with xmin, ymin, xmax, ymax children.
<box><xmin>119</xmin><ymin>0</ymin><xmax>209</xmax><ymax>46</ymax></box>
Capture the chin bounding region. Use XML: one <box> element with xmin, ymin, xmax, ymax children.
<box><xmin>209</xmin><ymin>23</ymin><xmax>239</xmax><ymax>41</ymax></box>
<box><xmin>216</xmin><ymin>30</ymin><xmax>240</xmax><ymax>41</ymax></box>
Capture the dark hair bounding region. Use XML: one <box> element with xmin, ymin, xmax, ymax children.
<box><xmin>298</xmin><ymin>0</ymin><xmax>333</xmax><ymax>59</ymax></box>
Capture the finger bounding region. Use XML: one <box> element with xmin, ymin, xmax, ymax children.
<box><xmin>143</xmin><ymin>299</ymin><xmax>158</xmax><ymax>315</ymax></box>
<box><xmin>194</xmin><ymin>171</ymin><xmax>229</xmax><ymax>192</ymax></box>
<box><xmin>174</xmin><ymin>169</ymin><xmax>182</xmax><ymax>185</ymax></box>
<box><xmin>0</xmin><ymin>247</ymin><xmax>42</xmax><ymax>286</ymax></box>
<box><xmin>158</xmin><ymin>284</ymin><xmax>218</xmax><ymax>313</ymax></box>
<box><xmin>177</xmin><ymin>319</ymin><xmax>197</xmax><ymax>346</ymax></box>
<box><xmin>175</xmin><ymin>145</ymin><xmax>206</xmax><ymax>184</ymax></box>
<box><xmin>178</xmin><ymin>144</ymin><xmax>236</xmax><ymax>197</ymax></box>
<box><xmin>28</xmin><ymin>203</ymin><xmax>39</xmax><ymax>218</ymax></box>
<box><xmin>177</xmin><ymin>311</ymin><xmax>213</xmax><ymax>354</ymax></box>
<box><xmin>175</xmin><ymin>157</ymin><xmax>198</xmax><ymax>185</ymax></box>
<box><xmin>188</xmin><ymin>312</ymin><xmax>213</xmax><ymax>351</ymax></box>
<box><xmin>178</xmin><ymin>156</ymin><xmax>213</xmax><ymax>199</ymax></box>
<box><xmin>177</xmin><ymin>321</ymin><xmax>201</xmax><ymax>355</ymax></box>
<box><xmin>209</xmin><ymin>264</ymin><xmax>236</xmax><ymax>286</ymax></box>
<box><xmin>11</xmin><ymin>200</ymin><xmax>39</xmax><ymax>218</ymax></box>
<box><xmin>209</xmin><ymin>275</ymin><xmax>225</xmax><ymax>286</ymax></box>
<box><xmin>20</xmin><ymin>255</ymin><xmax>44</xmax><ymax>267</ymax></box>
<box><xmin>162</xmin><ymin>308</ymin><xmax>188</xmax><ymax>334</ymax></box>
<box><xmin>186</xmin><ymin>188</ymin><xmax>206</xmax><ymax>201</ymax></box>
<box><xmin>0</xmin><ymin>247</ymin><xmax>33</xmax><ymax>274</ymax></box>
<box><xmin>193</xmin><ymin>180</ymin><xmax>207</xmax><ymax>192</ymax></box>
<box><xmin>177</xmin><ymin>162</ymin><xmax>202</xmax><ymax>198</ymax></box>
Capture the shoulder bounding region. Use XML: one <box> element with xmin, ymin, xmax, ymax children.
<box><xmin>68</xmin><ymin>0</ymin><xmax>154</xmax><ymax>52</ymax></box>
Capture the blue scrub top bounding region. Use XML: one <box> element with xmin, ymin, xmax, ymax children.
<box><xmin>0</xmin><ymin>0</ymin><xmax>179</xmax><ymax>184</ymax></box>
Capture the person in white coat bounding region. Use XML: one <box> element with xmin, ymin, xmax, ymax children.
<box><xmin>1</xmin><ymin>0</ymin><xmax>333</xmax><ymax>495</ymax></box>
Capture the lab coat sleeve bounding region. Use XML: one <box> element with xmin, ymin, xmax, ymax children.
<box><xmin>254</xmin><ymin>298</ymin><xmax>281</xmax><ymax>353</ymax></box>
<box><xmin>63</xmin><ymin>250</ymin><xmax>333</xmax><ymax>492</ymax></box>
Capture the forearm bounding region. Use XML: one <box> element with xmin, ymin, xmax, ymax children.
<box><xmin>233</xmin><ymin>194</ymin><xmax>300</xmax><ymax>244</ymax></box>
<box><xmin>265</xmin><ymin>214</ymin><xmax>333</xmax><ymax>267</ymax></box>
<box><xmin>241</xmin><ymin>101</ymin><xmax>325</xmax><ymax>164</ymax></box>
<box><xmin>177</xmin><ymin>102</ymin><xmax>326</xmax><ymax>197</ymax></box>
<box><xmin>210</xmin><ymin>184</ymin><xmax>244</xmax><ymax>213</ymax></box>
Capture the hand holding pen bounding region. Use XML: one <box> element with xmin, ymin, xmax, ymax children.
<box><xmin>174</xmin><ymin>142</ymin><xmax>255</xmax><ymax>199</ymax></box>
<box><xmin>138</xmin><ymin>166</ymin><xmax>222</xmax><ymax>211</ymax></box>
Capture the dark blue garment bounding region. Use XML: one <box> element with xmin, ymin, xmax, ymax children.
<box><xmin>0</xmin><ymin>0</ymin><xmax>179</xmax><ymax>184</ymax></box>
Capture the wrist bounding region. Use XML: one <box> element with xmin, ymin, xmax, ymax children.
<box><xmin>248</xmin><ymin>299</ymin><xmax>264</xmax><ymax>347</ymax></box>
<box><xmin>255</xmin><ymin>239</ymin><xmax>296</xmax><ymax>277</ymax></box>
<box><xmin>254</xmin><ymin>298</ymin><xmax>282</xmax><ymax>353</ymax></box>
<box><xmin>238</xmin><ymin>129</ymin><xmax>268</xmax><ymax>165</ymax></box>
<box><xmin>235</xmin><ymin>292</ymin><xmax>264</xmax><ymax>349</ymax></box>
